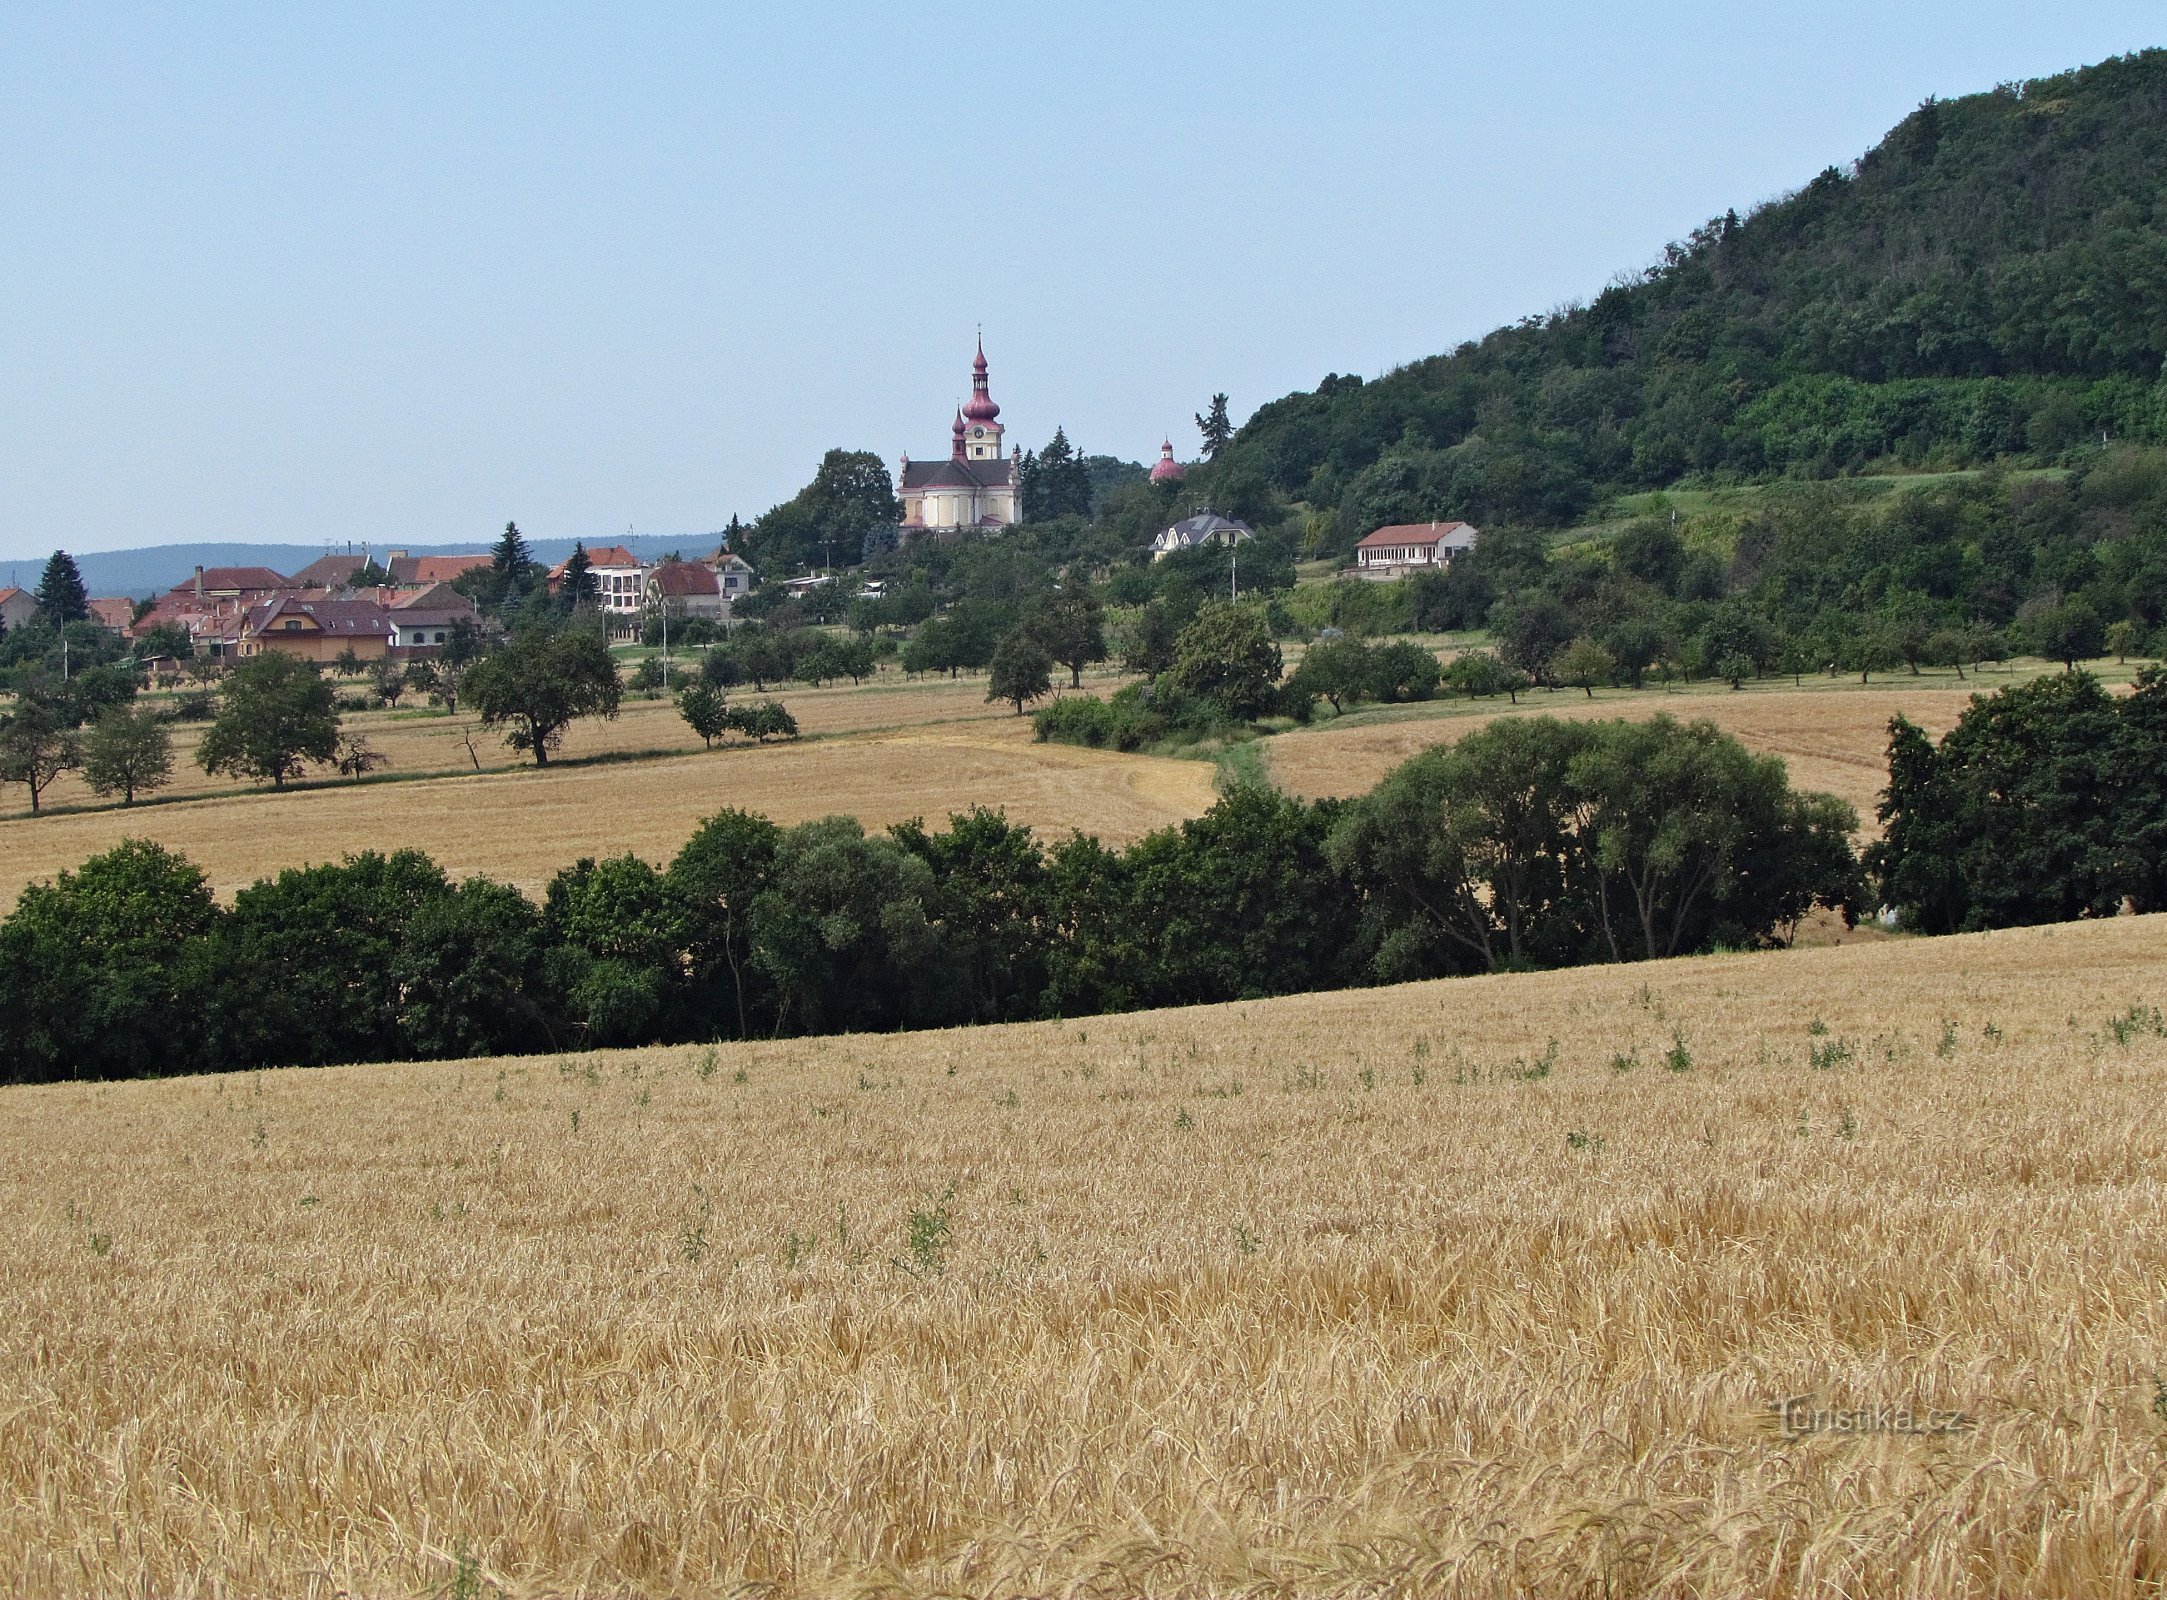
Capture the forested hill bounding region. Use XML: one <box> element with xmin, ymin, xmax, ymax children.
<box><xmin>1202</xmin><ymin>49</ymin><xmax>2167</xmax><ymax>541</ymax></box>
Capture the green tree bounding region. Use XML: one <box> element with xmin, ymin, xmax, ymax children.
<box><xmin>1286</xmin><ymin>636</ymin><xmax>1373</xmax><ymax>714</ymax></box>
<box><xmin>0</xmin><ymin>840</ymin><xmax>220</xmax><ymax>1080</ymax></box>
<box><xmin>197</xmin><ymin>653</ymin><xmax>340</xmax><ymax>789</ymax></box>
<box><xmin>987</xmin><ymin>627</ymin><xmax>1053</xmax><ymax>714</ymax></box>
<box><xmin>1445</xmin><ymin>650</ymin><xmax>1526</xmax><ymax>703</ymax></box>
<box><xmin>82</xmin><ymin>704</ymin><xmax>174</xmax><ymax>805</ymax></box>
<box><xmin>391</xmin><ymin>876</ymin><xmax>550</xmax><ymax>1059</ymax></box>
<box><xmin>464</xmin><ymin>623</ymin><xmax>622</xmax><ymax>767</ymax></box>
<box><xmin>559</xmin><ymin>544</ymin><xmax>599</xmax><ymax>612</ymax></box>
<box><xmin>1195</xmin><ymin>393</ymin><xmax>1233</xmax><ymax>460</ymax></box>
<box><xmin>678</xmin><ymin>680</ymin><xmax>731</xmax><ymax>747</ymax></box>
<box><xmin>1034</xmin><ymin>579</ymin><xmax>1107</xmax><ymax>687</ymax></box>
<box><xmin>35</xmin><ymin>551</ymin><xmax>89</xmax><ymax>626</ymax></box>
<box><xmin>2033</xmin><ymin>598</ymin><xmax>2105</xmax><ymax>670</ymax></box>
<box><xmin>1121</xmin><ymin>600</ymin><xmax>1181</xmax><ymax>681</ymax></box>
<box><xmin>0</xmin><ymin>697</ymin><xmax>83</xmax><ymax>813</ymax></box>
<box><xmin>667</xmin><ymin>808</ymin><xmax>783</xmax><ymax>1038</ymax></box>
<box><xmin>370</xmin><ymin>658</ymin><xmax>408</xmax><ymax>707</ymax></box>
<box><xmin>1556</xmin><ymin>636</ymin><xmax>1618</xmax><ymax>698</ymax></box>
<box><xmin>1020</xmin><ymin>427</ymin><xmax>1093</xmax><ymax>521</ymax></box>
<box><xmin>2105</xmin><ymin>619</ymin><xmax>2142</xmax><ymax>663</ymax></box>
<box><xmin>1868</xmin><ymin>670</ymin><xmax>2133</xmax><ymax>933</ymax></box>
<box><xmin>1161</xmin><ymin>602</ymin><xmax>1282</xmax><ymax>721</ymax></box>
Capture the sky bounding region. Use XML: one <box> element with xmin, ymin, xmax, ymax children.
<box><xmin>1</xmin><ymin>3</ymin><xmax>2162</xmax><ymax>561</ymax></box>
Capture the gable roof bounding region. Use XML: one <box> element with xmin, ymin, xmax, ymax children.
<box><xmin>243</xmin><ymin>596</ymin><xmax>393</xmax><ymax>638</ymax></box>
<box><xmin>1156</xmin><ymin>512</ymin><xmax>1254</xmax><ymax>550</ymax></box>
<box><xmin>901</xmin><ymin>457</ymin><xmax>1015</xmax><ymax>490</ymax></box>
<box><xmin>388</xmin><ymin>554</ymin><xmax>491</xmax><ymax>584</ymax></box>
<box><xmin>292</xmin><ymin>554</ymin><xmax>368</xmax><ymax>588</ymax></box>
<box><xmin>1355</xmin><ymin>520</ymin><xmax>1477</xmax><ymax>550</ymax></box>
<box><xmin>87</xmin><ymin>597</ymin><xmax>137</xmax><ymax>630</ymax></box>
<box><xmin>650</xmin><ymin>562</ymin><xmax>721</xmax><ymax>597</ymax></box>
<box><xmin>0</xmin><ymin>585</ymin><xmax>29</xmax><ymax>607</ymax></box>
<box><xmin>548</xmin><ymin>545</ymin><xmax>642</xmax><ymax>578</ymax></box>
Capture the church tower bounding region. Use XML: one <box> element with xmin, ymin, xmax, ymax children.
<box><xmin>960</xmin><ymin>336</ymin><xmax>1004</xmax><ymax>461</ymax></box>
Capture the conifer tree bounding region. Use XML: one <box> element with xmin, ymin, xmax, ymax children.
<box><xmin>36</xmin><ymin>550</ymin><xmax>90</xmax><ymax>625</ymax></box>
<box><xmin>1195</xmin><ymin>395</ymin><xmax>1233</xmax><ymax>460</ymax></box>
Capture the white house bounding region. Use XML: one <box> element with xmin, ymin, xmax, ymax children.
<box><xmin>703</xmin><ymin>550</ymin><xmax>757</xmax><ymax>602</ymax></box>
<box><xmin>1353</xmin><ymin>521</ymin><xmax>1478</xmax><ymax>578</ymax></box>
<box><xmin>647</xmin><ymin>560</ymin><xmax>730</xmax><ymax>623</ymax></box>
<box><xmin>1151</xmin><ymin>512</ymin><xmax>1253</xmax><ymax>562</ymax></box>
<box><xmin>0</xmin><ymin>586</ymin><xmax>40</xmax><ymax>633</ymax></box>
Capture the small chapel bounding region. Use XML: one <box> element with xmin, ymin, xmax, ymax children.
<box><xmin>898</xmin><ymin>339</ymin><xmax>1021</xmax><ymax>535</ymax></box>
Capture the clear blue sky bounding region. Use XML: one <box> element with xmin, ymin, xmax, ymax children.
<box><xmin>1</xmin><ymin>3</ymin><xmax>2160</xmax><ymax>560</ymax></box>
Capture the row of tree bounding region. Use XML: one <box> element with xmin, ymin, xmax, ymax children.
<box><xmin>0</xmin><ymin>714</ymin><xmax>1862</xmax><ymax>1081</ymax></box>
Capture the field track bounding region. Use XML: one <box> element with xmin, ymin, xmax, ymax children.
<box><xmin>6</xmin><ymin>915</ymin><xmax>2166</xmax><ymax>1596</ymax></box>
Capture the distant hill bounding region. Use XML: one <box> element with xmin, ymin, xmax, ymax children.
<box><xmin>1197</xmin><ymin>49</ymin><xmax>2167</xmax><ymax>541</ymax></box>
<box><xmin>17</xmin><ymin>535</ymin><xmax>728</xmax><ymax>600</ymax></box>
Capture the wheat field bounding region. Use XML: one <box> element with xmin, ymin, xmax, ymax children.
<box><xmin>6</xmin><ymin>916</ymin><xmax>2167</xmax><ymax>1597</ymax></box>
<box><xmin>0</xmin><ymin>722</ymin><xmax>1214</xmax><ymax>908</ymax></box>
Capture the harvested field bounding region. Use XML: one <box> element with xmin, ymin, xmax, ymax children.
<box><xmin>6</xmin><ymin>917</ymin><xmax>2167</xmax><ymax>1596</ymax></box>
<box><xmin>22</xmin><ymin>665</ymin><xmax>1052</xmax><ymax>813</ymax></box>
<box><xmin>0</xmin><ymin>727</ymin><xmax>1214</xmax><ymax>907</ymax></box>
<box><xmin>1266</xmin><ymin>680</ymin><xmax>1992</xmax><ymax>828</ymax></box>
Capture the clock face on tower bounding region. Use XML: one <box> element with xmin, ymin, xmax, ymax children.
<box><xmin>971</xmin><ymin>427</ymin><xmax>985</xmax><ymax>438</ymax></box>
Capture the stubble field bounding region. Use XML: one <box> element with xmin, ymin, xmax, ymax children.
<box><xmin>6</xmin><ymin>916</ymin><xmax>2166</xmax><ymax>1597</ymax></box>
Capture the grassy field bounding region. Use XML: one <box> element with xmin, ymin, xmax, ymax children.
<box><xmin>5</xmin><ymin>916</ymin><xmax>2165</xmax><ymax>1596</ymax></box>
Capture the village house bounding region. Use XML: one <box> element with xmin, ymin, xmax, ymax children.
<box><xmin>237</xmin><ymin>596</ymin><xmax>393</xmax><ymax>663</ymax></box>
<box><xmin>384</xmin><ymin>583</ymin><xmax>480</xmax><ymax>653</ymax></box>
<box><xmin>291</xmin><ymin>553</ymin><xmax>370</xmax><ymax>589</ymax></box>
<box><xmin>0</xmin><ymin>586</ymin><xmax>41</xmax><ymax>632</ymax></box>
<box><xmin>647</xmin><ymin>561</ymin><xmax>729</xmax><ymax>625</ymax></box>
<box><xmin>1352</xmin><ymin>520</ymin><xmax>1479</xmax><ymax>578</ymax></box>
<box><xmin>1151</xmin><ymin>511</ymin><xmax>1254</xmax><ymax>561</ymax></box>
<box><xmin>547</xmin><ymin>544</ymin><xmax>647</xmax><ymax>635</ymax></box>
<box><xmin>704</xmin><ymin>550</ymin><xmax>757</xmax><ymax>602</ymax></box>
<box><xmin>387</xmin><ymin>551</ymin><xmax>492</xmax><ymax>586</ymax></box>
<box><xmin>86</xmin><ymin>597</ymin><xmax>136</xmax><ymax>634</ymax></box>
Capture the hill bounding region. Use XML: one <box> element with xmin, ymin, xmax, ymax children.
<box><xmin>6</xmin><ymin>915</ymin><xmax>2164</xmax><ymax>1595</ymax></box>
<box><xmin>1196</xmin><ymin>50</ymin><xmax>2167</xmax><ymax>539</ymax></box>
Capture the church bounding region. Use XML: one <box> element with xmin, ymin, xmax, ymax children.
<box><xmin>898</xmin><ymin>339</ymin><xmax>1021</xmax><ymax>535</ymax></box>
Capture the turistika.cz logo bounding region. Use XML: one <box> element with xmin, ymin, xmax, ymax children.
<box><xmin>1765</xmin><ymin>1394</ymin><xmax>1977</xmax><ymax>1439</ymax></box>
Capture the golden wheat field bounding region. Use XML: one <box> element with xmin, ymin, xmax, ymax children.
<box><xmin>1265</xmin><ymin>681</ymin><xmax>1989</xmax><ymax>826</ymax></box>
<box><xmin>7</xmin><ymin>917</ymin><xmax>2167</xmax><ymax>1597</ymax></box>
<box><xmin>0</xmin><ymin>724</ymin><xmax>1214</xmax><ymax>908</ymax></box>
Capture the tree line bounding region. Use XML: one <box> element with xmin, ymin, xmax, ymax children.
<box><xmin>0</xmin><ymin>714</ymin><xmax>1862</xmax><ymax>1082</ymax></box>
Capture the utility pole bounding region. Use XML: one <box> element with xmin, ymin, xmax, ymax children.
<box><xmin>1230</xmin><ymin>544</ymin><xmax>1238</xmax><ymax>601</ymax></box>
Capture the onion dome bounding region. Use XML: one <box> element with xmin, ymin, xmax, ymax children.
<box><xmin>1149</xmin><ymin>438</ymin><xmax>1185</xmax><ymax>482</ymax></box>
<box><xmin>963</xmin><ymin>335</ymin><xmax>1000</xmax><ymax>423</ymax></box>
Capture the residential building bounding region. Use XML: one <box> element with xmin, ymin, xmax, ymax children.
<box><xmin>547</xmin><ymin>544</ymin><xmax>647</xmax><ymax>634</ymax></box>
<box><xmin>1151</xmin><ymin>511</ymin><xmax>1253</xmax><ymax>561</ymax></box>
<box><xmin>237</xmin><ymin>597</ymin><xmax>393</xmax><ymax>663</ymax></box>
<box><xmin>388</xmin><ymin>552</ymin><xmax>492</xmax><ymax>586</ymax></box>
<box><xmin>703</xmin><ymin>550</ymin><xmax>757</xmax><ymax>602</ymax></box>
<box><xmin>1353</xmin><ymin>521</ymin><xmax>1479</xmax><ymax>578</ymax></box>
<box><xmin>138</xmin><ymin>566</ymin><xmax>300</xmax><ymax>655</ymax></box>
<box><xmin>292</xmin><ymin>553</ymin><xmax>369</xmax><ymax>589</ymax></box>
<box><xmin>0</xmin><ymin>586</ymin><xmax>41</xmax><ymax>632</ymax></box>
<box><xmin>86</xmin><ymin>597</ymin><xmax>136</xmax><ymax>634</ymax></box>
<box><xmin>899</xmin><ymin>339</ymin><xmax>1021</xmax><ymax>535</ymax></box>
<box><xmin>385</xmin><ymin>583</ymin><xmax>480</xmax><ymax>653</ymax></box>
<box><xmin>647</xmin><ymin>561</ymin><xmax>729</xmax><ymax>624</ymax></box>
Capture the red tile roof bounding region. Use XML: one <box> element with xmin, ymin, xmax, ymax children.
<box><xmin>244</xmin><ymin>597</ymin><xmax>393</xmax><ymax>638</ymax></box>
<box><xmin>167</xmin><ymin>565</ymin><xmax>293</xmax><ymax>594</ymax></box>
<box><xmin>389</xmin><ymin>554</ymin><xmax>491</xmax><ymax>584</ymax></box>
<box><xmin>1354</xmin><ymin>520</ymin><xmax>1476</xmax><ymax>550</ymax></box>
<box><xmin>649</xmin><ymin>562</ymin><xmax>720</xmax><ymax>597</ymax></box>
<box><xmin>87</xmin><ymin>597</ymin><xmax>137</xmax><ymax>631</ymax></box>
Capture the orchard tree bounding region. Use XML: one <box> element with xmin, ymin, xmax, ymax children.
<box><xmin>1034</xmin><ymin>579</ymin><xmax>1107</xmax><ymax>687</ymax></box>
<box><xmin>678</xmin><ymin>681</ymin><xmax>731</xmax><ymax>747</ymax></box>
<box><xmin>987</xmin><ymin>627</ymin><xmax>1053</xmax><ymax>714</ymax></box>
<box><xmin>464</xmin><ymin>622</ymin><xmax>622</xmax><ymax>766</ymax></box>
<box><xmin>0</xmin><ymin>698</ymin><xmax>84</xmax><ymax>812</ymax></box>
<box><xmin>82</xmin><ymin>704</ymin><xmax>174</xmax><ymax>805</ymax></box>
<box><xmin>198</xmin><ymin>652</ymin><xmax>340</xmax><ymax>789</ymax></box>
<box><xmin>1556</xmin><ymin>637</ymin><xmax>1619</xmax><ymax>698</ymax></box>
<box><xmin>1121</xmin><ymin>600</ymin><xmax>1181</xmax><ymax>681</ymax></box>
<box><xmin>1161</xmin><ymin>602</ymin><xmax>1282</xmax><ymax>720</ymax></box>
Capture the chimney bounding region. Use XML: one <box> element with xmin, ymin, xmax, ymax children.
<box><xmin>194</xmin><ymin>565</ymin><xmax>204</xmax><ymax>599</ymax></box>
